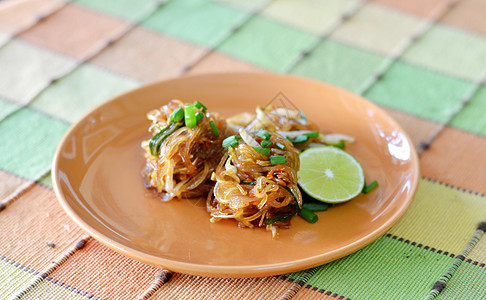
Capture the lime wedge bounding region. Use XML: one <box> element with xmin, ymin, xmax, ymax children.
<box><xmin>298</xmin><ymin>146</ymin><xmax>365</xmax><ymax>203</ymax></box>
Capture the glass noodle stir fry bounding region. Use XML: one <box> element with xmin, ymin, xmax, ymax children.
<box><xmin>142</xmin><ymin>100</ymin><xmax>365</xmax><ymax>238</ymax></box>
<box><xmin>208</xmin><ymin>129</ymin><xmax>302</xmax><ymax>235</ymax></box>
<box><xmin>141</xmin><ymin>100</ymin><xmax>230</xmax><ymax>201</ymax></box>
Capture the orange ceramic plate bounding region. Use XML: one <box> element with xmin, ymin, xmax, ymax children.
<box><xmin>52</xmin><ymin>73</ymin><xmax>419</xmax><ymax>278</ymax></box>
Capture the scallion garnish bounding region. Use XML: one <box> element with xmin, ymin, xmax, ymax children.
<box><xmin>260</xmin><ymin>140</ymin><xmax>273</xmax><ymax>148</ymax></box>
<box><xmin>253</xmin><ymin>147</ymin><xmax>270</xmax><ymax>156</ymax></box>
<box><xmin>299</xmin><ymin>207</ymin><xmax>318</xmax><ymax>223</ymax></box>
<box><xmin>169</xmin><ymin>107</ymin><xmax>184</xmax><ymax>123</ymax></box>
<box><xmin>265</xmin><ymin>213</ymin><xmax>295</xmax><ymax>225</ymax></box>
<box><xmin>275</xmin><ymin>142</ymin><xmax>286</xmax><ymax>150</ymax></box>
<box><xmin>303</xmin><ymin>202</ymin><xmax>330</xmax><ymax>212</ymax></box>
<box><xmin>331</xmin><ymin>141</ymin><xmax>346</xmax><ymax>149</ymax></box>
<box><xmin>303</xmin><ymin>131</ymin><xmax>319</xmax><ymax>138</ymax></box>
<box><xmin>293</xmin><ymin>135</ymin><xmax>309</xmax><ymax>144</ymax></box>
<box><xmin>222</xmin><ymin>135</ymin><xmax>241</xmax><ymax>149</ymax></box>
<box><xmin>241</xmin><ymin>180</ymin><xmax>256</xmax><ymax>185</ymax></box>
<box><xmin>209</xmin><ymin>120</ymin><xmax>219</xmax><ymax>137</ymax></box>
<box><xmin>195</xmin><ymin>112</ymin><xmax>204</xmax><ymax>123</ymax></box>
<box><xmin>194</xmin><ymin>100</ymin><xmax>207</xmax><ymax>112</ymax></box>
<box><xmin>149</xmin><ymin>125</ymin><xmax>170</xmax><ymax>156</ymax></box>
<box><xmin>149</xmin><ymin>122</ymin><xmax>183</xmax><ymax>156</ymax></box>
<box><xmin>270</xmin><ymin>155</ymin><xmax>287</xmax><ymax>165</ymax></box>
<box><xmin>184</xmin><ymin>104</ymin><xmax>197</xmax><ymax>128</ymax></box>
<box><xmin>363</xmin><ymin>180</ymin><xmax>378</xmax><ymax>194</ymax></box>
<box><xmin>256</xmin><ymin>129</ymin><xmax>271</xmax><ymax>140</ymax></box>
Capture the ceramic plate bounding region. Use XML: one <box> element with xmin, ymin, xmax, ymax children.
<box><xmin>52</xmin><ymin>73</ymin><xmax>419</xmax><ymax>277</ymax></box>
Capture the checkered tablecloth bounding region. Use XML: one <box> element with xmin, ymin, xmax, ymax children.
<box><xmin>1</xmin><ymin>0</ymin><xmax>486</xmax><ymax>299</ymax></box>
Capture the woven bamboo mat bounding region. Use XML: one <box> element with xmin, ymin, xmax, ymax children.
<box><xmin>1</xmin><ymin>0</ymin><xmax>486</xmax><ymax>299</ymax></box>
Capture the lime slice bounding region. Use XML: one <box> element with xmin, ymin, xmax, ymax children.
<box><xmin>298</xmin><ymin>146</ymin><xmax>365</xmax><ymax>203</ymax></box>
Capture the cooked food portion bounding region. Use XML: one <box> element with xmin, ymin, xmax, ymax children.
<box><xmin>228</xmin><ymin>105</ymin><xmax>355</xmax><ymax>150</ymax></box>
<box><xmin>208</xmin><ymin>128</ymin><xmax>303</xmax><ymax>236</ymax></box>
<box><xmin>227</xmin><ymin>106</ymin><xmax>321</xmax><ymax>150</ymax></box>
<box><xmin>141</xmin><ymin>99</ymin><xmax>231</xmax><ymax>201</ymax></box>
<box><xmin>227</xmin><ymin>106</ymin><xmax>316</xmax><ymax>131</ymax></box>
<box><xmin>141</xmin><ymin>101</ymin><xmax>377</xmax><ymax>238</ymax></box>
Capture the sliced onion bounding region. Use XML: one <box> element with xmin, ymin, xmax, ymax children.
<box><xmin>308</xmin><ymin>143</ymin><xmax>325</xmax><ymax>148</ymax></box>
<box><xmin>225</xmin><ymin>158</ymin><xmax>237</xmax><ymax>174</ymax></box>
<box><xmin>321</xmin><ymin>133</ymin><xmax>355</xmax><ymax>144</ymax></box>
<box><xmin>227</xmin><ymin>123</ymin><xmax>243</xmax><ymax>133</ymax></box>
<box><xmin>276</xmin><ymin>130</ymin><xmax>316</xmax><ymax>138</ymax></box>
<box><xmin>239</xmin><ymin>128</ymin><xmax>260</xmax><ymax>148</ymax></box>
<box><xmin>270</xmin><ymin>225</ymin><xmax>277</xmax><ymax>238</ymax></box>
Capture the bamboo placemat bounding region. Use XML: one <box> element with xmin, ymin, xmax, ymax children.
<box><xmin>1</xmin><ymin>0</ymin><xmax>486</xmax><ymax>299</ymax></box>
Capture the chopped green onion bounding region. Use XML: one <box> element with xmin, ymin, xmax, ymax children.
<box><xmin>149</xmin><ymin>122</ymin><xmax>183</xmax><ymax>156</ymax></box>
<box><xmin>195</xmin><ymin>112</ymin><xmax>204</xmax><ymax>123</ymax></box>
<box><xmin>256</xmin><ymin>129</ymin><xmax>271</xmax><ymax>140</ymax></box>
<box><xmin>260</xmin><ymin>140</ymin><xmax>273</xmax><ymax>148</ymax></box>
<box><xmin>293</xmin><ymin>135</ymin><xmax>309</xmax><ymax>144</ymax></box>
<box><xmin>303</xmin><ymin>202</ymin><xmax>330</xmax><ymax>212</ymax></box>
<box><xmin>194</xmin><ymin>100</ymin><xmax>207</xmax><ymax>112</ymax></box>
<box><xmin>149</xmin><ymin>125</ymin><xmax>170</xmax><ymax>156</ymax></box>
<box><xmin>303</xmin><ymin>131</ymin><xmax>319</xmax><ymax>138</ymax></box>
<box><xmin>169</xmin><ymin>107</ymin><xmax>184</xmax><ymax>123</ymax></box>
<box><xmin>184</xmin><ymin>104</ymin><xmax>197</xmax><ymax>128</ymax></box>
<box><xmin>331</xmin><ymin>141</ymin><xmax>346</xmax><ymax>149</ymax></box>
<box><xmin>270</xmin><ymin>155</ymin><xmax>287</xmax><ymax>165</ymax></box>
<box><xmin>239</xmin><ymin>128</ymin><xmax>260</xmax><ymax>148</ymax></box>
<box><xmin>265</xmin><ymin>213</ymin><xmax>295</xmax><ymax>225</ymax></box>
<box><xmin>222</xmin><ymin>135</ymin><xmax>241</xmax><ymax>149</ymax></box>
<box><xmin>274</xmin><ymin>142</ymin><xmax>286</xmax><ymax>150</ymax></box>
<box><xmin>209</xmin><ymin>120</ymin><xmax>219</xmax><ymax>137</ymax></box>
<box><xmin>286</xmin><ymin>136</ymin><xmax>293</xmax><ymax>142</ymax></box>
<box><xmin>299</xmin><ymin>207</ymin><xmax>318</xmax><ymax>223</ymax></box>
<box><xmin>241</xmin><ymin>180</ymin><xmax>256</xmax><ymax>185</ymax></box>
<box><xmin>363</xmin><ymin>180</ymin><xmax>378</xmax><ymax>194</ymax></box>
<box><xmin>253</xmin><ymin>147</ymin><xmax>270</xmax><ymax>156</ymax></box>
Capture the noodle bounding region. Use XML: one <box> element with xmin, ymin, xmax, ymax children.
<box><xmin>142</xmin><ymin>99</ymin><xmax>231</xmax><ymax>201</ymax></box>
<box><xmin>208</xmin><ymin>129</ymin><xmax>303</xmax><ymax>234</ymax></box>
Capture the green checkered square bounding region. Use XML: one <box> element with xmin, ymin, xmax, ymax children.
<box><xmin>436</xmin><ymin>261</ymin><xmax>486</xmax><ymax>299</ymax></box>
<box><xmin>143</xmin><ymin>0</ymin><xmax>248</xmax><ymax>48</ymax></box>
<box><xmin>0</xmin><ymin>98</ymin><xmax>19</xmax><ymax>120</ymax></box>
<box><xmin>30</xmin><ymin>64</ymin><xmax>139</xmax><ymax>123</ymax></box>
<box><xmin>214</xmin><ymin>0</ymin><xmax>267</xmax><ymax>11</ymax></box>
<box><xmin>218</xmin><ymin>16</ymin><xmax>318</xmax><ymax>72</ymax></box>
<box><xmin>365</xmin><ymin>61</ymin><xmax>474</xmax><ymax>123</ymax></box>
<box><xmin>450</xmin><ymin>85</ymin><xmax>486</xmax><ymax>136</ymax></box>
<box><xmin>0</xmin><ymin>108</ymin><xmax>68</xmax><ymax>180</ymax></box>
<box><xmin>291</xmin><ymin>39</ymin><xmax>385</xmax><ymax>92</ymax></box>
<box><xmin>0</xmin><ymin>260</ymin><xmax>89</xmax><ymax>299</ymax></box>
<box><xmin>403</xmin><ymin>24</ymin><xmax>486</xmax><ymax>81</ymax></box>
<box><xmin>288</xmin><ymin>236</ymin><xmax>455</xmax><ymax>299</ymax></box>
<box><xmin>75</xmin><ymin>0</ymin><xmax>159</xmax><ymax>21</ymax></box>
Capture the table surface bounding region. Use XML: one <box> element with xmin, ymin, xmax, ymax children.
<box><xmin>1</xmin><ymin>0</ymin><xmax>486</xmax><ymax>299</ymax></box>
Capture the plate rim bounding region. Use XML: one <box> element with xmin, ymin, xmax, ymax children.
<box><xmin>52</xmin><ymin>72</ymin><xmax>420</xmax><ymax>277</ymax></box>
